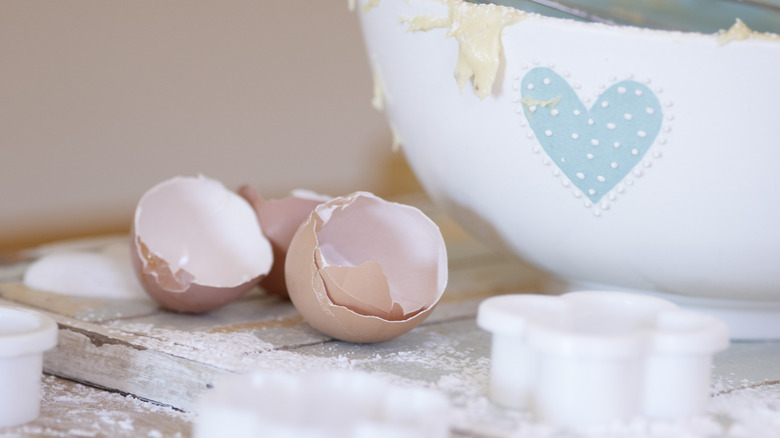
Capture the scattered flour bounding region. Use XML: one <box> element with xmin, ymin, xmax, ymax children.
<box><xmin>14</xmin><ymin>252</ymin><xmax>780</xmax><ymax>438</ymax></box>
<box><xmin>0</xmin><ymin>374</ymin><xmax>191</xmax><ymax>438</ymax></box>
<box><xmin>1</xmin><ymin>323</ymin><xmax>778</xmax><ymax>437</ymax></box>
<box><xmin>106</xmin><ymin>322</ymin><xmax>277</xmax><ymax>372</ymax></box>
<box><xmin>103</xmin><ymin>321</ymin><xmax>780</xmax><ymax>438</ymax></box>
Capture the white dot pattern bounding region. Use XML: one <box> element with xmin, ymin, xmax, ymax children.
<box><xmin>519</xmin><ymin>67</ymin><xmax>664</xmax><ymax>204</ymax></box>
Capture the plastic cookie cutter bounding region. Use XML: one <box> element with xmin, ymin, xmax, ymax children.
<box><xmin>194</xmin><ymin>370</ymin><xmax>450</xmax><ymax>438</ymax></box>
<box><xmin>477</xmin><ymin>291</ymin><xmax>729</xmax><ymax>428</ymax></box>
<box><xmin>0</xmin><ymin>305</ymin><xmax>59</xmax><ymax>428</ymax></box>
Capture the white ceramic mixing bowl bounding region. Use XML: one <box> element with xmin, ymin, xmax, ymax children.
<box><xmin>356</xmin><ymin>0</ymin><xmax>780</xmax><ymax>338</ymax></box>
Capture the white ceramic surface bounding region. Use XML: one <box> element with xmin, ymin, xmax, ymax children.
<box><xmin>356</xmin><ymin>0</ymin><xmax>780</xmax><ymax>333</ymax></box>
<box><xmin>0</xmin><ymin>306</ymin><xmax>59</xmax><ymax>428</ymax></box>
<box><xmin>477</xmin><ymin>291</ymin><xmax>729</xmax><ymax>427</ymax></box>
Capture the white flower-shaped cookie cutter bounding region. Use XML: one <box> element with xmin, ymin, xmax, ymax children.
<box><xmin>477</xmin><ymin>291</ymin><xmax>729</xmax><ymax>428</ymax></box>
<box><xmin>194</xmin><ymin>371</ymin><xmax>450</xmax><ymax>438</ymax></box>
<box><xmin>0</xmin><ymin>305</ymin><xmax>59</xmax><ymax>428</ymax></box>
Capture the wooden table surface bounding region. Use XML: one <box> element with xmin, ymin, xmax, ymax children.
<box><xmin>1</xmin><ymin>195</ymin><xmax>778</xmax><ymax>437</ymax></box>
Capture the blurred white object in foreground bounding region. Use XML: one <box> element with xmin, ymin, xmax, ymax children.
<box><xmin>0</xmin><ymin>306</ymin><xmax>58</xmax><ymax>428</ymax></box>
<box><xmin>193</xmin><ymin>370</ymin><xmax>450</xmax><ymax>438</ymax></box>
<box><xmin>478</xmin><ymin>291</ymin><xmax>729</xmax><ymax>428</ymax></box>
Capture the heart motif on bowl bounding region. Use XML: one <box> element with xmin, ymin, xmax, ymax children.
<box><xmin>520</xmin><ymin>67</ymin><xmax>663</xmax><ymax>203</ymax></box>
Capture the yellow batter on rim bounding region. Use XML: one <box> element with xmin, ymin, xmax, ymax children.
<box><xmin>403</xmin><ymin>0</ymin><xmax>525</xmax><ymax>99</ymax></box>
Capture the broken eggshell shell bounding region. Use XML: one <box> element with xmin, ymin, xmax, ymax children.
<box><xmin>131</xmin><ymin>175</ymin><xmax>274</xmax><ymax>313</ymax></box>
<box><xmin>285</xmin><ymin>192</ymin><xmax>448</xmax><ymax>343</ymax></box>
<box><xmin>238</xmin><ymin>185</ymin><xmax>329</xmax><ymax>298</ymax></box>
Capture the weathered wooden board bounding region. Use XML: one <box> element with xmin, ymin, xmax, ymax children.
<box><xmin>3</xmin><ymin>374</ymin><xmax>192</xmax><ymax>437</ymax></box>
<box><xmin>1</xmin><ymin>197</ymin><xmax>779</xmax><ymax>437</ymax></box>
<box><xmin>0</xmin><ymin>249</ymin><xmax>545</xmax><ymax>413</ymax></box>
<box><xmin>0</xmin><ymin>200</ymin><xmax>553</xmax><ymax>426</ymax></box>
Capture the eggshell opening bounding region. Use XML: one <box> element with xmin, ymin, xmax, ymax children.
<box><xmin>285</xmin><ymin>192</ymin><xmax>448</xmax><ymax>343</ymax></box>
<box><xmin>132</xmin><ymin>175</ymin><xmax>273</xmax><ymax>313</ymax></box>
<box><xmin>238</xmin><ymin>185</ymin><xmax>328</xmax><ymax>297</ymax></box>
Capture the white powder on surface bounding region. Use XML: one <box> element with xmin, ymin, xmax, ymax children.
<box><xmin>275</xmin><ymin>353</ymin><xmax>777</xmax><ymax>437</ymax></box>
<box><xmin>106</xmin><ymin>322</ymin><xmax>277</xmax><ymax>372</ymax></box>
<box><xmin>2</xmin><ymin>341</ymin><xmax>777</xmax><ymax>437</ymax></box>
<box><xmin>0</xmin><ymin>375</ymin><xmax>191</xmax><ymax>438</ymax></box>
<box><xmin>438</xmin><ymin>379</ymin><xmax>779</xmax><ymax>438</ymax></box>
<box><xmin>708</xmin><ymin>380</ymin><xmax>780</xmax><ymax>438</ymax></box>
<box><xmin>101</xmin><ymin>321</ymin><xmax>780</xmax><ymax>438</ymax></box>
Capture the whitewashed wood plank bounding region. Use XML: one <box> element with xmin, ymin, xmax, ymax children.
<box><xmin>0</xmin><ymin>282</ymin><xmax>160</xmax><ymax>322</ymax></box>
<box><xmin>1</xmin><ymin>291</ymin><xmax>491</xmax><ymax>413</ymax></box>
<box><xmin>0</xmin><ymin>375</ymin><xmax>192</xmax><ymax>438</ymax></box>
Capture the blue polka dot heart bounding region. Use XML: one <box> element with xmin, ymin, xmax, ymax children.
<box><xmin>521</xmin><ymin>67</ymin><xmax>663</xmax><ymax>203</ymax></box>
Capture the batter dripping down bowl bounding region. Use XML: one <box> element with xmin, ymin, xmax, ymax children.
<box><xmin>355</xmin><ymin>0</ymin><xmax>780</xmax><ymax>338</ymax></box>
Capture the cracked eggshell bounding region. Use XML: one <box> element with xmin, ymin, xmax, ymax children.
<box><xmin>238</xmin><ymin>185</ymin><xmax>329</xmax><ymax>298</ymax></box>
<box><xmin>131</xmin><ymin>175</ymin><xmax>273</xmax><ymax>313</ymax></box>
<box><xmin>285</xmin><ymin>192</ymin><xmax>448</xmax><ymax>343</ymax></box>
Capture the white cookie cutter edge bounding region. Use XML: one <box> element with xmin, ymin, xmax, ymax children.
<box><xmin>0</xmin><ymin>305</ymin><xmax>59</xmax><ymax>428</ymax></box>
<box><xmin>477</xmin><ymin>291</ymin><xmax>729</xmax><ymax>428</ymax></box>
<box><xmin>194</xmin><ymin>370</ymin><xmax>451</xmax><ymax>438</ymax></box>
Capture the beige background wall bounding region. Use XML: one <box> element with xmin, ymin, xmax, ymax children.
<box><xmin>1</xmin><ymin>1</ymin><xmax>415</xmax><ymax>251</ymax></box>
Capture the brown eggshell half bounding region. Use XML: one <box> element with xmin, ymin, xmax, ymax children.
<box><xmin>285</xmin><ymin>192</ymin><xmax>448</xmax><ymax>343</ymax></box>
<box><xmin>238</xmin><ymin>185</ymin><xmax>328</xmax><ymax>297</ymax></box>
<box><xmin>132</xmin><ymin>175</ymin><xmax>273</xmax><ymax>313</ymax></box>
